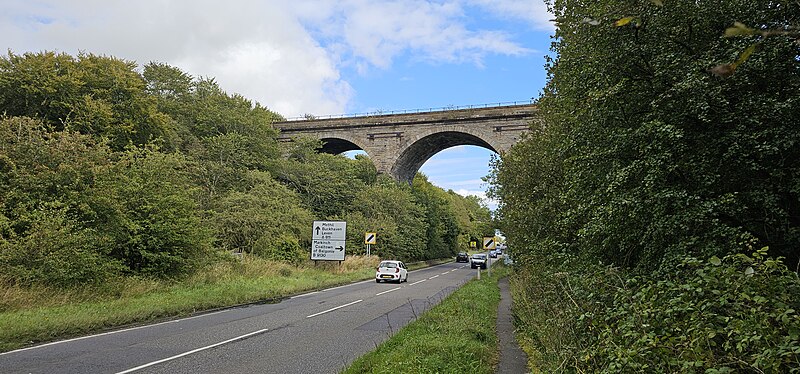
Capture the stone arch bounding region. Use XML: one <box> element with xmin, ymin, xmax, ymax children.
<box><xmin>390</xmin><ymin>130</ymin><xmax>499</xmax><ymax>184</ymax></box>
<box><xmin>313</xmin><ymin>133</ymin><xmax>372</xmax><ymax>160</ymax></box>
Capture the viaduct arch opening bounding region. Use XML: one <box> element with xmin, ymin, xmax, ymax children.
<box><xmin>391</xmin><ymin>131</ymin><xmax>498</xmax><ymax>185</ymax></box>
<box><xmin>319</xmin><ymin>138</ymin><xmax>362</xmax><ymax>155</ymax></box>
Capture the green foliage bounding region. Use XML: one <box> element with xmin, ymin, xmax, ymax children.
<box><xmin>0</xmin><ymin>206</ymin><xmax>122</xmax><ymax>287</ymax></box>
<box><xmin>580</xmin><ymin>249</ymin><xmax>800</xmax><ymax>372</ymax></box>
<box><xmin>96</xmin><ymin>147</ymin><xmax>213</xmax><ymax>277</ymax></box>
<box><xmin>412</xmin><ymin>174</ymin><xmax>462</xmax><ymax>259</ymax></box>
<box><xmin>211</xmin><ymin>175</ymin><xmax>313</xmax><ymax>257</ymax></box>
<box><xmin>492</xmin><ymin>0</ymin><xmax>800</xmax><ymax>371</ymax></box>
<box><xmin>0</xmin><ymin>51</ymin><xmax>174</xmax><ymax>150</ymax></box>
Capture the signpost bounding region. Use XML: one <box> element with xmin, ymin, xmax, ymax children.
<box><xmin>311</xmin><ymin>221</ymin><xmax>346</xmax><ymax>261</ymax></box>
<box><xmin>364</xmin><ymin>232</ymin><xmax>376</xmax><ymax>256</ymax></box>
<box><xmin>483</xmin><ymin>236</ymin><xmax>497</xmax><ymax>276</ymax></box>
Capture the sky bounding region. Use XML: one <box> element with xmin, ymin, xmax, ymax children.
<box><xmin>1</xmin><ymin>0</ymin><xmax>555</xmax><ymax>209</ymax></box>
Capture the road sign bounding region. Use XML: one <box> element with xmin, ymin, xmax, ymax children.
<box><xmin>364</xmin><ymin>232</ymin><xmax>376</xmax><ymax>245</ymax></box>
<box><xmin>483</xmin><ymin>236</ymin><xmax>496</xmax><ymax>250</ymax></box>
<box><xmin>311</xmin><ymin>221</ymin><xmax>346</xmax><ymax>261</ymax></box>
<box><xmin>470</xmin><ymin>241</ymin><xmax>477</xmax><ymax>248</ymax></box>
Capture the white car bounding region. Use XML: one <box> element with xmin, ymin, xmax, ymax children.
<box><xmin>375</xmin><ymin>260</ymin><xmax>408</xmax><ymax>283</ymax></box>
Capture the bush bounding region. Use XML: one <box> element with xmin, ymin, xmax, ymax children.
<box><xmin>513</xmin><ymin>249</ymin><xmax>800</xmax><ymax>372</ymax></box>
<box><xmin>253</xmin><ymin>234</ymin><xmax>305</xmax><ymax>265</ymax></box>
<box><xmin>0</xmin><ymin>207</ymin><xmax>123</xmax><ymax>287</ymax></box>
<box><xmin>581</xmin><ymin>249</ymin><xmax>800</xmax><ymax>372</ymax></box>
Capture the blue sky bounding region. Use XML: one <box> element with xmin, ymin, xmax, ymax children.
<box><xmin>1</xmin><ymin>0</ymin><xmax>554</xmax><ymax>208</ymax></box>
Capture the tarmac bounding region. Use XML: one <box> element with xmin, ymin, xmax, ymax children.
<box><xmin>495</xmin><ymin>277</ymin><xmax>531</xmax><ymax>373</ymax></box>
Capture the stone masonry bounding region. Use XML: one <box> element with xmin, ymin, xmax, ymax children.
<box><xmin>274</xmin><ymin>104</ymin><xmax>540</xmax><ymax>184</ymax></box>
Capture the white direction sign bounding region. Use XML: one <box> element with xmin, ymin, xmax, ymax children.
<box><xmin>311</xmin><ymin>221</ymin><xmax>346</xmax><ymax>261</ymax></box>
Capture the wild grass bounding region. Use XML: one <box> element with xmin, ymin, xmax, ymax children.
<box><xmin>342</xmin><ymin>264</ymin><xmax>509</xmax><ymax>374</ymax></box>
<box><xmin>0</xmin><ymin>255</ymin><xmax>382</xmax><ymax>352</ymax></box>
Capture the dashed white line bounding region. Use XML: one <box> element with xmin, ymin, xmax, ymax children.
<box><xmin>306</xmin><ymin>299</ymin><xmax>363</xmax><ymax>318</ymax></box>
<box><xmin>428</xmin><ymin>275</ymin><xmax>440</xmax><ymax>280</ymax></box>
<box><xmin>441</xmin><ymin>271</ymin><xmax>451</xmax><ymax>274</ymax></box>
<box><xmin>375</xmin><ymin>287</ymin><xmax>401</xmax><ymax>296</ymax></box>
<box><xmin>409</xmin><ymin>279</ymin><xmax>427</xmax><ymax>286</ymax></box>
<box><xmin>114</xmin><ymin>328</ymin><xmax>269</xmax><ymax>373</ymax></box>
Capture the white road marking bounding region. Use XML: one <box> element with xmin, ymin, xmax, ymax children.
<box><xmin>0</xmin><ymin>309</ymin><xmax>231</xmax><ymax>356</ymax></box>
<box><xmin>428</xmin><ymin>275</ymin><xmax>440</xmax><ymax>280</ymax></box>
<box><xmin>375</xmin><ymin>287</ymin><xmax>401</xmax><ymax>296</ymax></box>
<box><xmin>441</xmin><ymin>271</ymin><xmax>450</xmax><ymax>274</ymax></box>
<box><xmin>306</xmin><ymin>299</ymin><xmax>363</xmax><ymax>318</ymax></box>
<box><xmin>408</xmin><ymin>279</ymin><xmax>427</xmax><ymax>286</ymax></box>
<box><xmin>290</xmin><ymin>291</ymin><xmax>320</xmax><ymax>299</ymax></box>
<box><xmin>114</xmin><ymin>328</ymin><xmax>269</xmax><ymax>373</ymax></box>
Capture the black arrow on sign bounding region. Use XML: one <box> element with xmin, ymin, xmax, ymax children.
<box><xmin>336</xmin><ymin>246</ymin><xmax>344</xmax><ymax>251</ymax></box>
<box><xmin>315</xmin><ymin>226</ymin><xmax>321</xmax><ymax>235</ymax></box>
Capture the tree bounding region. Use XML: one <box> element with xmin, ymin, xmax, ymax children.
<box><xmin>0</xmin><ymin>51</ymin><xmax>175</xmax><ymax>150</ymax></box>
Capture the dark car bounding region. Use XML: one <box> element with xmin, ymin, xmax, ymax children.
<box><xmin>456</xmin><ymin>252</ymin><xmax>469</xmax><ymax>262</ymax></box>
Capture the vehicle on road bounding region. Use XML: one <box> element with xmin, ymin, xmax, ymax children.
<box><xmin>470</xmin><ymin>253</ymin><xmax>488</xmax><ymax>269</ymax></box>
<box><xmin>456</xmin><ymin>252</ymin><xmax>469</xmax><ymax>262</ymax></box>
<box><xmin>376</xmin><ymin>260</ymin><xmax>408</xmax><ymax>283</ymax></box>
<box><xmin>489</xmin><ymin>250</ymin><xmax>498</xmax><ymax>258</ymax></box>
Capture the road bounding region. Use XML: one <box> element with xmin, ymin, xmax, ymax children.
<box><xmin>0</xmin><ymin>261</ymin><xmax>476</xmax><ymax>374</ymax></box>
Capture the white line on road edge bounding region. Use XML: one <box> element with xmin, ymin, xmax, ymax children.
<box><xmin>0</xmin><ymin>309</ymin><xmax>231</xmax><ymax>356</ymax></box>
<box><xmin>375</xmin><ymin>287</ymin><xmax>401</xmax><ymax>296</ymax></box>
<box><xmin>290</xmin><ymin>291</ymin><xmax>320</xmax><ymax>299</ymax></box>
<box><xmin>428</xmin><ymin>275</ymin><xmax>440</xmax><ymax>280</ymax></box>
<box><xmin>114</xmin><ymin>328</ymin><xmax>269</xmax><ymax>374</ymax></box>
<box><xmin>408</xmin><ymin>279</ymin><xmax>427</xmax><ymax>286</ymax></box>
<box><xmin>306</xmin><ymin>299</ymin><xmax>363</xmax><ymax>318</ymax></box>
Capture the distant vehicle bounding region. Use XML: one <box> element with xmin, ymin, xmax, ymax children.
<box><xmin>470</xmin><ymin>253</ymin><xmax>488</xmax><ymax>269</ymax></box>
<box><xmin>456</xmin><ymin>252</ymin><xmax>469</xmax><ymax>262</ymax></box>
<box><xmin>489</xmin><ymin>250</ymin><xmax>498</xmax><ymax>258</ymax></box>
<box><xmin>376</xmin><ymin>260</ymin><xmax>408</xmax><ymax>283</ymax></box>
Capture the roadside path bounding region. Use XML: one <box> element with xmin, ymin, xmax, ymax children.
<box><xmin>496</xmin><ymin>276</ymin><xmax>530</xmax><ymax>373</ymax></box>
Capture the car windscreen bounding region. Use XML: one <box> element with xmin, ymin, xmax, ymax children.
<box><xmin>472</xmin><ymin>254</ymin><xmax>486</xmax><ymax>259</ymax></box>
<box><xmin>379</xmin><ymin>262</ymin><xmax>397</xmax><ymax>268</ymax></box>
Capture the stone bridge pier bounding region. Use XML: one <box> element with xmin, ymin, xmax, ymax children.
<box><xmin>274</xmin><ymin>104</ymin><xmax>540</xmax><ymax>184</ymax></box>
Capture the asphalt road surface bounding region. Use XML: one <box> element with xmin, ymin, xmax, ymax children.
<box><xmin>1</xmin><ymin>261</ymin><xmax>476</xmax><ymax>374</ymax></box>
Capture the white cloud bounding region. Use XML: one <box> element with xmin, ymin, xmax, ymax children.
<box><xmin>0</xmin><ymin>0</ymin><xmax>350</xmax><ymax>117</ymax></box>
<box><xmin>467</xmin><ymin>0</ymin><xmax>555</xmax><ymax>31</ymax></box>
<box><xmin>292</xmin><ymin>0</ymin><xmax>530</xmax><ymax>71</ymax></box>
<box><xmin>0</xmin><ymin>0</ymin><xmax>537</xmax><ymax>117</ymax></box>
<box><xmin>453</xmin><ymin>188</ymin><xmax>498</xmax><ymax>210</ymax></box>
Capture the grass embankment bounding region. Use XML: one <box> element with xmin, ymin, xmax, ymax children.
<box><xmin>343</xmin><ymin>264</ymin><xmax>509</xmax><ymax>374</ymax></box>
<box><xmin>0</xmin><ymin>255</ymin><xmax>386</xmax><ymax>352</ymax></box>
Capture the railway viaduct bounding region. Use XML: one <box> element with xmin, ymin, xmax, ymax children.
<box><xmin>273</xmin><ymin>103</ymin><xmax>540</xmax><ymax>184</ymax></box>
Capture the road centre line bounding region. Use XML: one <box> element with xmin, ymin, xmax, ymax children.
<box><xmin>441</xmin><ymin>270</ymin><xmax>451</xmax><ymax>274</ymax></box>
<box><xmin>375</xmin><ymin>287</ymin><xmax>401</xmax><ymax>296</ymax></box>
<box><xmin>114</xmin><ymin>328</ymin><xmax>269</xmax><ymax>374</ymax></box>
<box><xmin>306</xmin><ymin>299</ymin><xmax>363</xmax><ymax>318</ymax></box>
<box><xmin>428</xmin><ymin>275</ymin><xmax>440</xmax><ymax>280</ymax></box>
<box><xmin>0</xmin><ymin>309</ymin><xmax>230</xmax><ymax>356</ymax></box>
<box><xmin>408</xmin><ymin>279</ymin><xmax>427</xmax><ymax>286</ymax></box>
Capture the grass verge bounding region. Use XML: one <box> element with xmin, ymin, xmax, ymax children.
<box><xmin>342</xmin><ymin>264</ymin><xmax>509</xmax><ymax>374</ymax></box>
